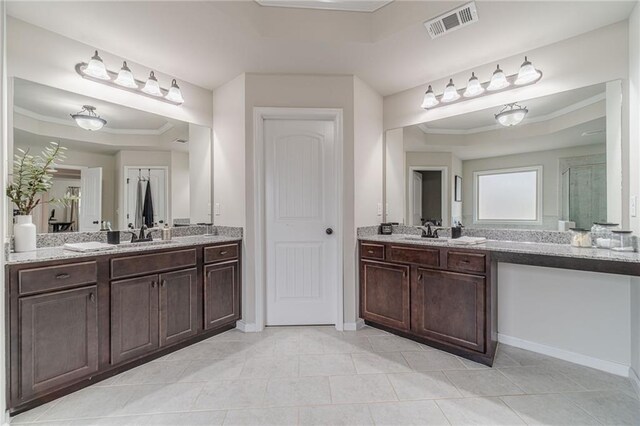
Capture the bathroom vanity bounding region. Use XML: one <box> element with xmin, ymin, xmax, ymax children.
<box><xmin>5</xmin><ymin>236</ymin><xmax>241</xmax><ymax>414</ymax></box>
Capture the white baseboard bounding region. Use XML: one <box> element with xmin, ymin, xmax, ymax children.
<box><xmin>343</xmin><ymin>318</ymin><xmax>365</xmax><ymax>331</ymax></box>
<box><xmin>236</xmin><ymin>320</ymin><xmax>258</xmax><ymax>333</ymax></box>
<box><xmin>630</xmin><ymin>367</ymin><xmax>640</xmax><ymax>398</ymax></box>
<box><xmin>498</xmin><ymin>333</ymin><xmax>630</xmax><ymax>377</ymax></box>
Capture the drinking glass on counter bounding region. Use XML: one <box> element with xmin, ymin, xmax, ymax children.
<box><xmin>590</xmin><ymin>222</ymin><xmax>619</xmax><ymax>249</ymax></box>
<box><xmin>610</xmin><ymin>230</ymin><xmax>635</xmax><ymax>252</ymax></box>
<box><xmin>570</xmin><ymin>228</ymin><xmax>592</xmax><ymax>248</ymax></box>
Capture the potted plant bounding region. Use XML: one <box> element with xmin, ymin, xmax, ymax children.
<box><xmin>6</xmin><ymin>142</ymin><xmax>75</xmax><ymax>252</ymax></box>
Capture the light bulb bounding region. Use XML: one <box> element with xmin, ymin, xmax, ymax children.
<box><xmin>114</xmin><ymin>61</ymin><xmax>137</xmax><ymax>88</ymax></box>
<box><xmin>421</xmin><ymin>85</ymin><xmax>439</xmax><ymax>109</ymax></box>
<box><xmin>441</xmin><ymin>79</ymin><xmax>460</xmax><ymax>103</ymax></box>
<box><xmin>83</xmin><ymin>50</ymin><xmax>110</xmax><ymax>80</ymax></box>
<box><xmin>142</xmin><ymin>71</ymin><xmax>163</xmax><ymax>97</ymax></box>
<box><xmin>487</xmin><ymin>65</ymin><xmax>509</xmax><ymax>91</ymax></box>
<box><xmin>515</xmin><ymin>57</ymin><xmax>542</xmax><ymax>85</ymax></box>
<box><xmin>463</xmin><ymin>72</ymin><xmax>484</xmax><ymax>98</ymax></box>
<box><xmin>165</xmin><ymin>79</ymin><xmax>184</xmax><ymax>104</ymax></box>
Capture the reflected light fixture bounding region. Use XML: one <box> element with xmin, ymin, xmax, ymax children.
<box><xmin>495</xmin><ymin>103</ymin><xmax>528</xmax><ymax>127</ymax></box>
<box><xmin>114</xmin><ymin>61</ymin><xmax>137</xmax><ymax>88</ymax></box>
<box><xmin>83</xmin><ymin>51</ymin><xmax>110</xmax><ymax>80</ymax></box>
<box><xmin>421</xmin><ymin>85</ymin><xmax>439</xmax><ymax>108</ymax></box>
<box><xmin>142</xmin><ymin>71</ymin><xmax>163</xmax><ymax>97</ymax></box>
<box><xmin>71</xmin><ymin>105</ymin><xmax>107</xmax><ymax>131</ymax></box>
<box><xmin>463</xmin><ymin>72</ymin><xmax>484</xmax><ymax>98</ymax></box>
<box><xmin>165</xmin><ymin>79</ymin><xmax>185</xmax><ymax>104</ymax></box>
<box><xmin>441</xmin><ymin>79</ymin><xmax>460</xmax><ymax>102</ymax></box>
<box><xmin>486</xmin><ymin>65</ymin><xmax>509</xmax><ymax>91</ymax></box>
<box><xmin>515</xmin><ymin>56</ymin><xmax>542</xmax><ymax>85</ymax></box>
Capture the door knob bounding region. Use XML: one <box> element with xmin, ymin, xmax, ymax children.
<box><xmin>326</xmin><ymin>228</ymin><xmax>333</xmax><ymax>235</ymax></box>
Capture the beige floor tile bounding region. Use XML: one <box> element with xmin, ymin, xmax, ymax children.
<box><xmin>321</xmin><ymin>336</ymin><xmax>373</xmax><ymax>354</ymax></box>
<box><xmin>118</xmin><ymin>382</ymin><xmax>206</xmax><ymax>415</ymax></box>
<box><xmin>368</xmin><ymin>400</ymin><xmax>450</xmax><ymax>425</ymax></box>
<box><xmin>299</xmin><ymin>404</ymin><xmax>373</xmax><ymax>426</ymax></box>
<box><xmin>330</xmin><ymin>374</ymin><xmax>397</xmax><ymax>404</ymax></box>
<box><xmin>437</xmin><ymin>397</ymin><xmax>526</xmax><ymax>425</ymax></box>
<box><xmin>240</xmin><ymin>355</ymin><xmax>299</xmax><ymax>379</ymax></box>
<box><xmin>81</xmin><ymin>410</ymin><xmax>228</xmax><ymax>425</ymax></box>
<box><xmin>547</xmin><ymin>360</ymin><xmax>638</xmax><ymax>397</ymax></box>
<box><xmin>501</xmin><ymin>394</ymin><xmax>600</xmax><ymax>425</ymax></box>
<box><xmin>344</xmin><ymin>326</ymin><xmax>388</xmax><ymax>336</ymax></box>
<box><xmin>114</xmin><ymin>360</ymin><xmax>189</xmax><ymax>385</ymax></box>
<box><xmin>38</xmin><ymin>386</ymin><xmax>138</xmax><ymax>420</ymax></box>
<box><xmin>224</xmin><ymin>407</ymin><xmax>298</xmax><ymax>426</ymax></box>
<box><xmin>194</xmin><ymin>379</ymin><xmax>267</xmax><ymax>410</ymax></box>
<box><xmin>368</xmin><ymin>335</ymin><xmax>423</xmax><ymax>352</ymax></box>
<box><xmin>455</xmin><ymin>356</ymin><xmax>491</xmax><ymax>370</ymax></box>
<box><xmin>562</xmin><ymin>390</ymin><xmax>640</xmax><ymax>425</ymax></box>
<box><xmin>498</xmin><ymin>366</ymin><xmax>585</xmax><ymax>394</ymax></box>
<box><xmin>299</xmin><ymin>353</ymin><xmax>356</xmax><ymax>376</ymax></box>
<box><xmin>498</xmin><ymin>345</ymin><xmax>554</xmax><ymax>366</ymax></box>
<box><xmin>402</xmin><ymin>350</ymin><xmax>466</xmax><ymax>371</ymax></box>
<box><xmin>179</xmin><ymin>357</ymin><xmax>245</xmax><ymax>382</ymax></box>
<box><xmin>444</xmin><ymin>370</ymin><xmax>525</xmax><ymax>397</ymax></box>
<box><xmin>264</xmin><ymin>376</ymin><xmax>332</xmax><ymax>407</ymax></box>
<box><xmin>165</xmin><ymin>341</ymin><xmax>252</xmax><ymax>361</ymax></box>
<box><xmin>10</xmin><ymin>399</ymin><xmax>61</xmax><ymax>423</ymax></box>
<box><xmin>387</xmin><ymin>371</ymin><xmax>462</xmax><ymax>400</ymax></box>
<box><xmin>351</xmin><ymin>351</ymin><xmax>412</xmax><ymax>374</ymax></box>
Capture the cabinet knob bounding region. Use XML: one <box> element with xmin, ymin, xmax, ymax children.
<box><xmin>161</xmin><ymin>280</ymin><xmax>166</xmax><ymax>287</ymax></box>
<box><xmin>418</xmin><ymin>274</ymin><xmax>423</xmax><ymax>281</ymax></box>
<box><xmin>151</xmin><ymin>281</ymin><xmax>157</xmax><ymax>288</ymax></box>
<box><xmin>89</xmin><ymin>293</ymin><xmax>95</xmax><ymax>302</ymax></box>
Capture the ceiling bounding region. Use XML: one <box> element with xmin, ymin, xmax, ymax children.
<box><xmin>6</xmin><ymin>1</ymin><xmax>636</xmax><ymax>96</ymax></box>
<box><xmin>255</xmin><ymin>1</ymin><xmax>393</xmax><ymax>12</ymax></box>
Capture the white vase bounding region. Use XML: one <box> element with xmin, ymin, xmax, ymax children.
<box><xmin>14</xmin><ymin>215</ymin><xmax>36</xmax><ymax>252</ymax></box>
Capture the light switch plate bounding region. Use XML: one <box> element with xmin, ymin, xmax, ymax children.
<box><xmin>377</xmin><ymin>203</ymin><xmax>382</xmax><ymax>216</ymax></box>
<box><xmin>214</xmin><ymin>203</ymin><xmax>221</xmax><ymax>216</ymax></box>
<box><xmin>631</xmin><ymin>196</ymin><xmax>637</xmax><ymax>217</ymax></box>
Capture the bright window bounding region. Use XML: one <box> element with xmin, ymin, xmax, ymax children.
<box><xmin>473</xmin><ymin>166</ymin><xmax>542</xmax><ymax>224</ymax></box>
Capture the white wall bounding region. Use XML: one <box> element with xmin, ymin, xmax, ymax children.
<box><xmin>404</xmin><ymin>150</ymin><xmax>453</xmax><ymax>226</ymax></box>
<box><xmin>171</xmin><ymin>151</ymin><xmax>190</xmax><ymax>221</ymax></box>
<box><xmin>385</xmin><ymin>128</ymin><xmax>404</xmax><ymax>223</ymax></box>
<box><xmin>188</xmin><ymin>123</ymin><xmax>212</xmax><ymax>224</ymax></box>
<box><xmin>498</xmin><ymin>263</ymin><xmax>631</xmax><ymax>372</ymax></box>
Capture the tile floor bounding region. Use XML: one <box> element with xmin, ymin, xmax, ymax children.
<box><xmin>10</xmin><ymin>326</ymin><xmax>640</xmax><ymax>425</ymax></box>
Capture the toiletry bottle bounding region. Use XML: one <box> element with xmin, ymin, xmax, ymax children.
<box><xmin>161</xmin><ymin>224</ymin><xmax>172</xmax><ymax>241</ymax></box>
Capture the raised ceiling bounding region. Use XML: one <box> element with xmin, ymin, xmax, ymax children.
<box><xmin>255</xmin><ymin>1</ymin><xmax>393</xmax><ymax>12</ymax></box>
<box><xmin>6</xmin><ymin>1</ymin><xmax>636</xmax><ymax>96</ymax></box>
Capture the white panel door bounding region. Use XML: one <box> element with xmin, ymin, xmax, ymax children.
<box><xmin>265</xmin><ymin>119</ymin><xmax>337</xmax><ymax>325</ymax></box>
<box><xmin>125</xmin><ymin>168</ymin><xmax>167</xmax><ymax>228</ymax></box>
<box><xmin>79</xmin><ymin>167</ymin><xmax>102</xmax><ymax>231</ymax></box>
<box><xmin>412</xmin><ymin>172</ymin><xmax>423</xmax><ymax>226</ymax></box>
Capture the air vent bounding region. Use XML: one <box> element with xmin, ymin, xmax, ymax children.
<box><xmin>424</xmin><ymin>1</ymin><xmax>478</xmax><ymax>39</ymax></box>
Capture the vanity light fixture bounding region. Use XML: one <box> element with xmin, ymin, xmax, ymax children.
<box><xmin>420</xmin><ymin>57</ymin><xmax>542</xmax><ymax>110</ymax></box>
<box><xmin>495</xmin><ymin>103</ymin><xmax>528</xmax><ymax>127</ymax></box>
<box><xmin>75</xmin><ymin>50</ymin><xmax>185</xmax><ymax>105</ymax></box>
<box><xmin>71</xmin><ymin>105</ymin><xmax>107</xmax><ymax>131</ymax></box>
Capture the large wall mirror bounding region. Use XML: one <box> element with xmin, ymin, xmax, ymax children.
<box><xmin>9</xmin><ymin>78</ymin><xmax>212</xmax><ymax>234</ymax></box>
<box><xmin>384</xmin><ymin>80</ymin><xmax>623</xmax><ymax>231</ymax></box>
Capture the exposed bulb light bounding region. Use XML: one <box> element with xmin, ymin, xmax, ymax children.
<box><xmin>487</xmin><ymin>65</ymin><xmax>509</xmax><ymax>91</ymax></box>
<box><xmin>142</xmin><ymin>71</ymin><xmax>163</xmax><ymax>97</ymax></box>
<box><xmin>495</xmin><ymin>103</ymin><xmax>528</xmax><ymax>127</ymax></box>
<box><xmin>514</xmin><ymin>56</ymin><xmax>542</xmax><ymax>85</ymax></box>
<box><xmin>114</xmin><ymin>61</ymin><xmax>137</xmax><ymax>88</ymax></box>
<box><xmin>421</xmin><ymin>85</ymin><xmax>439</xmax><ymax>109</ymax></box>
<box><xmin>463</xmin><ymin>72</ymin><xmax>484</xmax><ymax>98</ymax></box>
<box><xmin>83</xmin><ymin>50</ymin><xmax>110</xmax><ymax>80</ymax></box>
<box><xmin>441</xmin><ymin>79</ymin><xmax>460</xmax><ymax>103</ymax></box>
<box><xmin>165</xmin><ymin>79</ymin><xmax>184</xmax><ymax>104</ymax></box>
<box><xmin>70</xmin><ymin>105</ymin><xmax>107</xmax><ymax>131</ymax></box>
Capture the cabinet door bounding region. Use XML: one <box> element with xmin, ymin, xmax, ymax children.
<box><xmin>360</xmin><ymin>260</ymin><xmax>410</xmax><ymax>331</ymax></box>
<box><xmin>159</xmin><ymin>268</ymin><xmax>198</xmax><ymax>346</ymax></box>
<box><xmin>204</xmin><ymin>261</ymin><xmax>240</xmax><ymax>330</ymax></box>
<box><xmin>111</xmin><ymin>275</ymin><xmax>159</xmax><ymax>364</ymax></box>
<box><xmin>19</xmin><ymin>286</ymin><xmax>98</xmax><ymax>400</ymax></box>
<box><xmin>412</xmin><ymin>269</ymin><xmax>486</xmax><ymax>352</ymax></box>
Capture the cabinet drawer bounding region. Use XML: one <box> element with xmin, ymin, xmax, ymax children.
<box><xmin>361</xmin><ymin>243</ymin><xmax>384</xmax><ymax>260</ymax></box>
<box><xmin>204</xmin><ymin>244</ymin><xmax>239</xmax><ymax>264</ymax></box>
<box><xmin>387</xmin><ymin>245</ymin><xmax>440</xmax><ymax>267</ymax></box>
<box><xmin>447</xmin><ymin>251</ymin><xmax>486</xmax><ymax>274</ymax></box>
<box><xmin>111</xmin><ymin>249</ymin><xmax>197</xmax><ymax>279</ymax></box>
<box><xmin>18</xmin><ymin>261</ymin><xmax>97</xmax><ymax>296</ymax></box>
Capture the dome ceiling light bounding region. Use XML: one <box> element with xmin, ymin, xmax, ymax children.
<box><xmin>420</xmin><ymin>57</ymin><xmax>542</xmax><ymax>110</ymax></box>
<box><xmin>76</xmin><ymin>50</ymin><xmax>184</xmax><ymax>105</ymax></box>
<box><xmin>495</xmin><ymin>103</ymin><xmax>528</xmax><ymax>127</ymax></box>
<box><xmin>70</xmin><ymin>105</ymin><xmax>107</xmax><ymax>131</ymax></box>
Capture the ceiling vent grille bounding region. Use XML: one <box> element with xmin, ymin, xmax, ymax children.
<box><xmin>424</xmin><ymin>1</ymin><xmax>478</xmax><ymax>39</ymax></box>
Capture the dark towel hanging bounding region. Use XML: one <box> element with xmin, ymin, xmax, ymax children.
<box><xmin>142</xmin><ymin>180</ymin><xmax>154</xmax><ymax>227</ymax></box>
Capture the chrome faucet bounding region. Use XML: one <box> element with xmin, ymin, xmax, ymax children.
<box><xmin>126</xmin><ymin>224</ymin><xmax>156</xmax><ymax>243</ymax></box>
<box><xmin>416</xmin><ymin>224</ymin><xmax>443</xmax><ymax>239</ymax></box>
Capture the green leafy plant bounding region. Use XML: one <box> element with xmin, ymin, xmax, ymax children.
<box><xmin>6</xmin><ymin>142</ymin><xmax>77</xmax><ymax>216</ymax></box>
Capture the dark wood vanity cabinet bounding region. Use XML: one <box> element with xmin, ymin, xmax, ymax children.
<box><xmin>359</xmin><ymin>240</ymin><xmax>496</xmax><ymax>366</ymax></box>
<box><xmin>6</xmin><ymin>240</ymin><xmax>241</xmax><ymax>414</ymax></box>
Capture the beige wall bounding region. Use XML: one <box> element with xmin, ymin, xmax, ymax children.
<box><xmin>171</xmin><ymin>151</ymin><xmax>190</xmax><ymax>221</ymax></box>
<box><xmin>384</xmin><ymin>128</ymin><xmax>404</xmax><ymax>224</ymax></box>
<box><xmin>188</xmin><ymin>123</ymin><xmax>212</xmax><ymax>224</ymax></box>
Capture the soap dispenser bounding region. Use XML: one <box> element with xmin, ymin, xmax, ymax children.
<box><xmin>161</xmin><ymin>224</ymin><xmax>172</xmax><ymax>241</ymax></box>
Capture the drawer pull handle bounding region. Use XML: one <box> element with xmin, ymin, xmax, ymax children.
<box><xmin>220</xmin><ymin>251</ymin><xmax>228</xmax><ymax>255</ymax></box>
<box><xmin>367</xmin><ymin>250</ymin><xmax>374</xmax><ymax>254</ymax></box>
<box><xmin>151</xmin><ymin>281</ymin><xmax>157</xmax><ymax>288</ymax></box>
<box><xmin>161</xmin><ymin>280</ymin><xmax>167</xmax><ymax>287</ymax></box>
<box><xmin>55</xmin><ymin>273</ymin><xmax>70</xmax><ymax>280</ymax></box>
<box><xmin>418</xmin><ymin>274</ymin><xmax>423</xmax><ymax>281</ymax></box>
<box><xmin>461</xmin><ymin>259</ymin><xmax>470</xmax><ymax>264</ymax></box>
<box><xmin>89</xmin><ymin>293</ymin><xmax>95</xmax><ymax>302</ymax></box>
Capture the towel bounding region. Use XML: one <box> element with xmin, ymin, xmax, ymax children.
<box><xmin>142</xmin><ymin>180</ymin><xmax>154</xmax><ymax>227</ymax></box>
<box><xmin>135</xmin><ymin>180</ymin><xmax>144</xmax><ymax>228</ymax></box>
<box><xmin>449</xmin><ymin>236</ymin><xmax>487</xmax><ymax>245</ymax></box>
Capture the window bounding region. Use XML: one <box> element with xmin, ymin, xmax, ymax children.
<box><xmin>473</xmin><ymin>166</ymin><xmax>542</xmax><ymax>224</ymax></box>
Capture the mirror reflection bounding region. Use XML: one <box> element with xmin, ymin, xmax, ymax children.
<box><xmin>10</xmin><ymin>78</ymin><xmax>212</xmax><ymax>233</ymax></box>
<box><xmin>385</xmin><ymin>81</ymin><xmax>622</xmax><ymax>231</ymax></box>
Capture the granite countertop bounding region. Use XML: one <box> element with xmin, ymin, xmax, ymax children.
<box><xmin>6</xmin><ymin>235</ymin><xmax>242</xmax><ymax>266</ymax></box>
<box><xmin>359</xmin><ymin>234</ymin><xmax>640</xmax><ymax>264</ymax></box>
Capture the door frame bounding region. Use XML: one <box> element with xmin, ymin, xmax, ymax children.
<box><xmin>408</xmin><ymin>166</ymin><xmax>448</xmax><ymax>226</ymax></box>
<box><xmin>253</xmin><ymin>107</ymin><xmax>344</xmax><ymax>332</ymax></box>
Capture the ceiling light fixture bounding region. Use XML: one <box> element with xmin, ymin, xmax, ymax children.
<box><xmin>70</xmin><ymin>105</ymin><xmax>107</xmax><ymax>131</ymax></box>
<box><xmin>495</xmin><ymin>103</ymin><xmax>528</xmax><ymax>127</ymax></box>
<box><xmin>75</xmin><ymin>50</ymin><xmax>184</xmax><ymax>105</ymax></box>
<box><xmin>420</xmin><ymin>57</ymin><xmax>542</xmax><ymax>110</ymax></box>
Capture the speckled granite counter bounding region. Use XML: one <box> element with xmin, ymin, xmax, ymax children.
<box><xmin>6</xmin><ymin>235</ymin><xmax>242</xmax><ymax>266</ymax></box>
